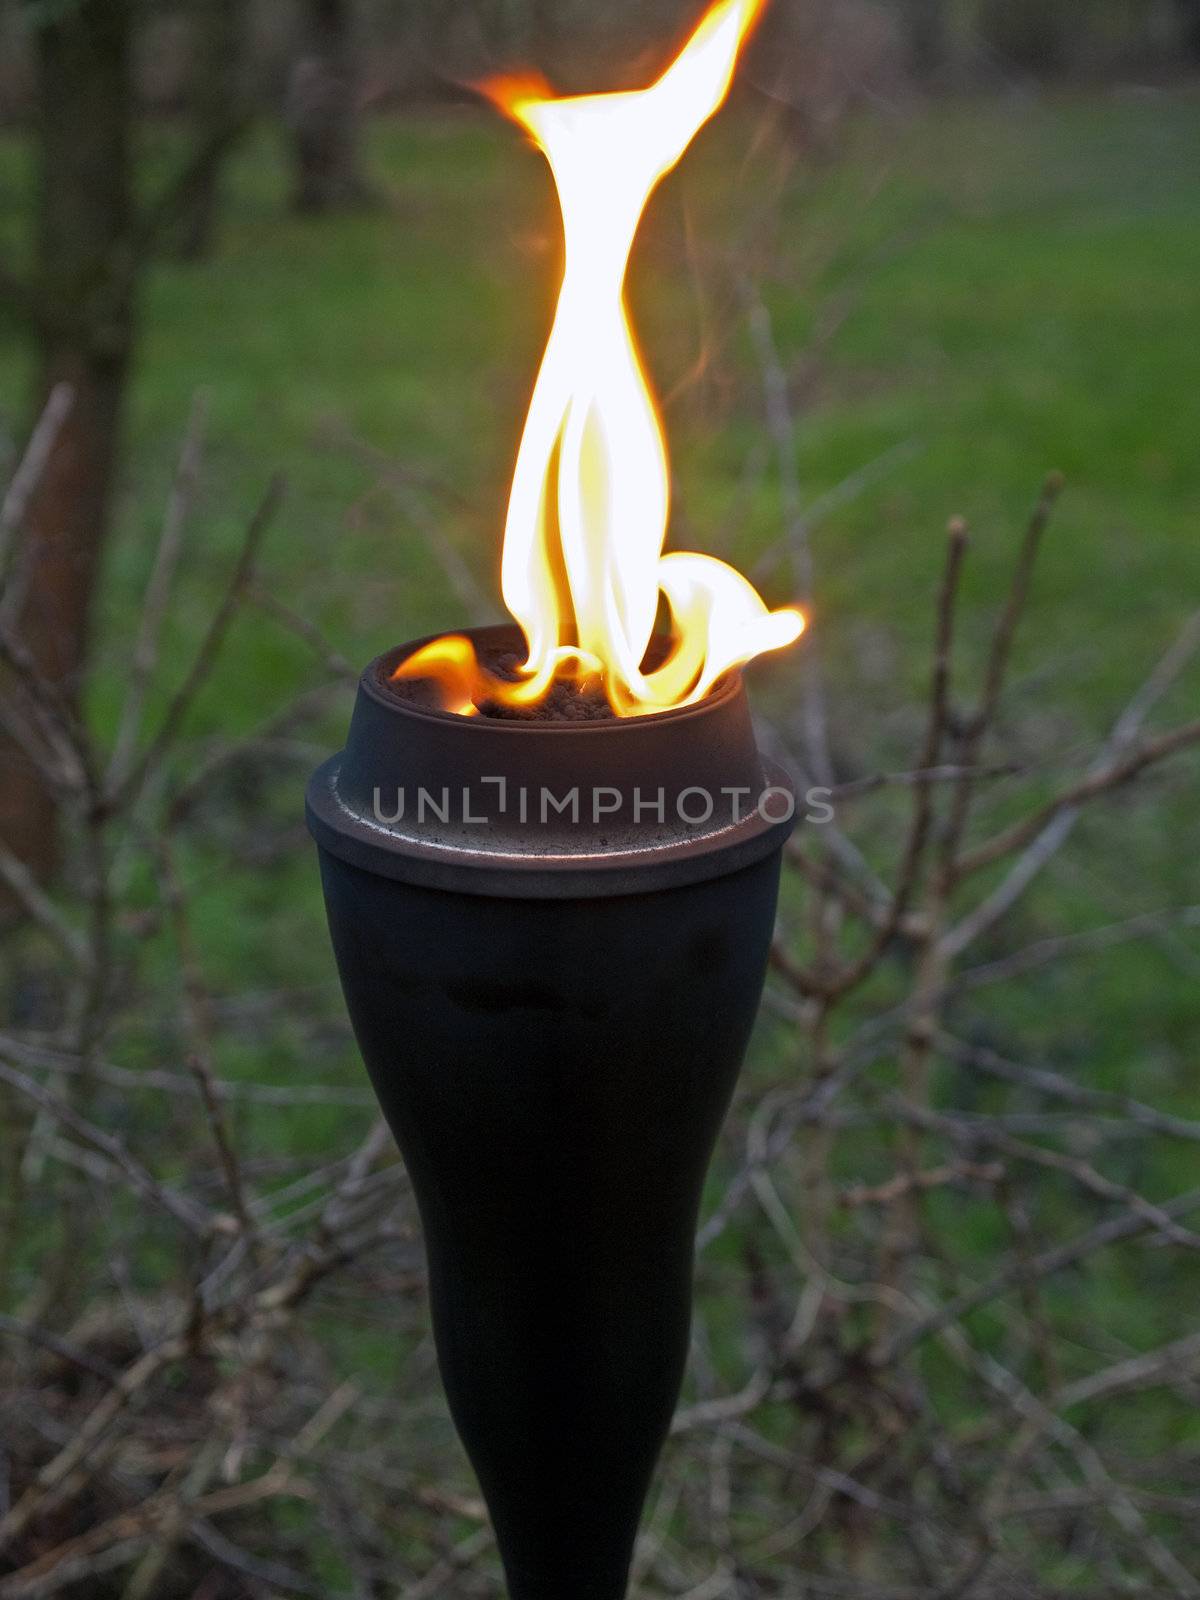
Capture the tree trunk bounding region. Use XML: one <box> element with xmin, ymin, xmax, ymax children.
<box><xmin>288</xmin><ymin>0</ymin><xmax>375</xmax><ymax>213</ymax></box>
<box><xmin>903</xmin><ymin>0</ymin><xmax>949</xmax><ymax>83</ymax></box>
<box><xmin>978</xmin><ymin>0</ymin><xmax>1068</xmax><ymax>77</ymax></box>
<box><xmin>178</xmin><ymin>0</ymin><xmax>246</xmax><ymax>260</ymax></box>
<box><xmin>0</xmin><ymin>0</ymin><xmax>135</xmax><ymax>885</ymax></box>
<box><xmin>1177</xmin><ymin>0</ymin><xmax>1200</xmax><ymax>62</ymax></box>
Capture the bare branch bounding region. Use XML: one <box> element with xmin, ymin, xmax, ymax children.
<box><xmin>820</xmin><ymin>517</ymin><xmax>970</xmax><ymax>999</ymax></box>
<box><xmin>0</xmin><ymin>383</ymin><xmax>75</xmax><ymax>579</ymax></box>
<box><xmin>879</xmin><ymin>1186</ymin><xmax>1200</xmax><ymax>1367</ymax></box>
<box><xmin>157</xmin><ymin>835</ymin><xmax>255</xmax><ymax>1235</ymax></box>
<box><xmin>888</xmin><ymin>1093</ymin><xmax>1200</xmax><ymax>1251</ymax></box>
<box><xmin>131</xmin><ymin>114</ymin><xmax>252</xmax><ymax>261</ymax></box>
<box><xmin>744</xmin><ymin>280</ymin><xmax>833</xmax><ymax>787</ymax></box>
<box><xmin>106</xmin><ymin>394</ymin><xmax>208</xmax><ymax>790</ymax></box>
<box><xmin>953</xmin><ymin>905</ymin><xmax>1200</xmax><ymax>994</ymax></box>
<box><xmin>954</xmin><ymin>716</ymin><xmax>1200</xmax><ymax>879</ymax></box>
<box><xmin>107</xmin><ymin>474</ymin><xmax>285</xmax><ymax>811</ymax></box>
<box><xmin>245</xmin><ymin>581</ymin><xmax>358</xmax><ymax>681</ymax></box>
<box><xmin>0</xmin><ymin>846</ymin><xmax>88</xmax><ymax>967</ymax></box>
<box><xmin>944</xmin><ymin>608</ymin><xmax>1200</xmax><ymax>956</ymax></box>
<box><xmin>966</xmin><ymin>473</ymin><xmax>1064</xmax><ymax>744</ymax></box>
<box><xmin>0</xmin><ymin>1059</ymin><xmax>213</xmax><ymax>1239</ymax></box>
<box><xmin>937</xmin><ymin>1032</ymin><xmax>1200</xmax><ymax>1145</ymax></box>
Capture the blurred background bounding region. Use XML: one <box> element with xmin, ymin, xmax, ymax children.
<box><xmin>1</xmin><ymin>3</ymin><xmax>1199</xmax><ymax>1596</ymax></box>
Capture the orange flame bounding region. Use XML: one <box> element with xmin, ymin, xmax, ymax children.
<box><xmin>397</xmin><ymin>0</ymin><xmax>803</xmax><ymax>717</ymax></box>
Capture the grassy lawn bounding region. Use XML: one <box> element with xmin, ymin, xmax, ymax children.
<box><xmin>2</xmin><ymin>88</ymin><xmax>1199</xmax><ymax>1581</ymax></box>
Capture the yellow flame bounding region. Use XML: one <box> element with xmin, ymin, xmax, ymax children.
<box><xmin>396</xmin><ymin>635</ymin><xmax>481</xmax><ymax>716</ymax></box>
<box><xmin>397</xmin><ymin>0</ymin><xmax>804</xmax><ymax>716</ymax></box>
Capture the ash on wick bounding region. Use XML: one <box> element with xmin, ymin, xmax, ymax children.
<box><xmin>394</xmin><ymin>0</ymin><xmax>804</xmax><ymax>721</ymax></box>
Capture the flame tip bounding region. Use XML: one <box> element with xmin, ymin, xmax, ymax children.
<box><xmin>434</xmin><ymin>0</ymin><xmax>797</xmax><ymax>720</ymax></box>
<box><xmin>481</xmin><ymin>70</ymin><xmax>556</xmax><ymax>120</ymax></box>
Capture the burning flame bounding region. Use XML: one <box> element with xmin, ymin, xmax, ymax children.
<box><xmin>397</xmin><ymin>0</ymin><xmax>804</xmax><ymax>717</ymax></box>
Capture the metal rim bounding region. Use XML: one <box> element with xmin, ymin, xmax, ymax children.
<box><xmin>307</xmin><ymin>628</ymin><xmax>797</xmax><ymax>899</ymax></box>
<box><xmin>306</xmin><ymin>753</ymin><xmax>795</xmax><ymax>900</ymax></box>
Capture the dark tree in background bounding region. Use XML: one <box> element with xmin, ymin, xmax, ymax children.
<box><xmin>978</xmin><ymin>0</ymin><xmax>1067</xmax><ymax>76</ymax></box>
<box><xmin>0</xmin><ymin>0</ymin><xmax>135</xmax><ymax>885</ymax></box>
<box><xmin>1178</xmin><ymin>0</ymin><xmax>1200</xmax><ymax>61</ymax></box>
<box><xmin>901</xmin><ymin>0</ymin><xmax>949</xmax><ymax>82</ymax></box>
<box><xmin>178</xmin><ymin>0</ymin><xmax>247</xmax><ymax>260</ymax></box>
<box><xmin>288</xmin><ymin>0</ymin><xmax>375</xmax><ymax>213</ymax></box>
<box><xmin>0</xmin><ymin>0</ymin><xmax>243</xmax><ymax>886</ymax></box>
